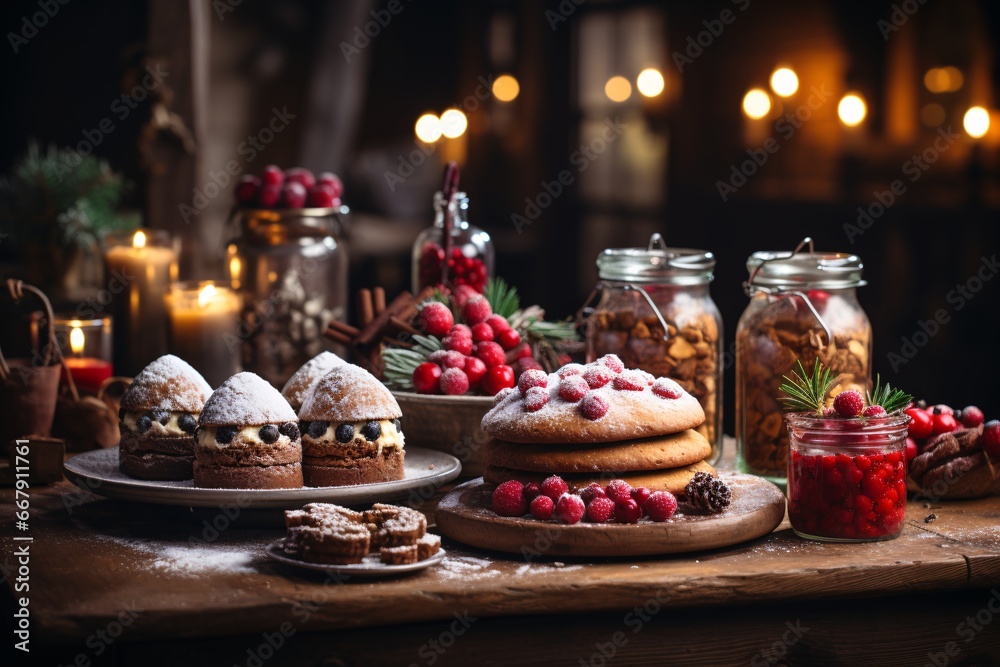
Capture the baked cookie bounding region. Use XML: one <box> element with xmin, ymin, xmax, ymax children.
<box><xmin>118</xmin><ymin>355</ymin><xmax>212</xmax><ymax>480</ymax></box>
<box><xmin>483</xmin><ymin>429</ymin><xmax>711</xmax><ymax>473</ymax></box>
<box><xmin>480</xmin><ymin>356</ymin><xmax>705</xmax><ymax>444</ymax></box>
<box><xmin>194</xmin><ymin>372</ymin><xmax>303</xmax><ymax>489</ymax></box>
<box><xmin>281</xmin><ymin>351</ymin><xmax>346</xmax><ymax>411</ymax></box>
<box><xmin>299</xmin><ymin>364</ymin><xmax>405</xmax><ymax>487</ymax></box>
<box><xmin>379</xmin><ymin>544</ymin><xmax>419</xmax><ymax>565</ymax></box>
<box><xmin>283</xmin><ymin>503</ymin><xmax>369</xmax><ymax>564</ymax></box>
<box><xmin>909</xmin><ymin>425</ymin><xmax>999</xmax><ymax>499</ymax></box>
<box><xmin>363</xmin><ymin>503</ymin><xmax>427</xmax><ymax>548</ymax></box>
<box><xmin>483</xmin><ymin>460</ymin><xmax>717</xmax><ymax>496</ymax></box>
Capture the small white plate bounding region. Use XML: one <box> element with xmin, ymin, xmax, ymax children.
<box><xmin>265</xmin><ymin>540</ymin><xmax>446</xmax><ymax>577</ymax></box>
<box><xmin>63</xmin><ymin>446</ymin><xmax>461</xmax><ymax>509</ymax></box>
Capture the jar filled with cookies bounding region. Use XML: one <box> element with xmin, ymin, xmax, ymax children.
<box><xmin>584</xmin><ymin>234</ymin><xmax>723</xmax><ymax>463</ymax></box>
<box><xmin>736</xmin><ymin>238</ymin><xmax>872</xmax><ymax>485</ymax></box>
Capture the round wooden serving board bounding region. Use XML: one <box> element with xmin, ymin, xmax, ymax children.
<box><xmin>435</xmin><ymin>472</ymin><xmax>786</xmax><ymax>557</ymax></box>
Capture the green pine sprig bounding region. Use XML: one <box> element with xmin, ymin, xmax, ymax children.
<box><xmin>779</xmin><ymin>359</ymin><xmax>837</xmax><ymax>415</ymax></box>
<box><xmin>483</xmin><ymin>277</ymin><xmax>520</xmax><ymax>318</ymax></box>
<box><xmin>867</xmin><ymin>374</ymin><xmax>913</xmax><ymax>414</ymax></box>
<box><xmin>382</xmin><ymin>335</ymin><xmax>442</xmax><ymax>390</ymax></box>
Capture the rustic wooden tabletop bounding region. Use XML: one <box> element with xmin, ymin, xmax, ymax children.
<box><xmin>3</xmin><ymin>452</ymin><xmax>1000</xmax><ymax>666</ymax></box>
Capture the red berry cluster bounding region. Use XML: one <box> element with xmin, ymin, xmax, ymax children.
<box><xmin>490</xmin><ymin>475</ymin><xmax>678</xmax><ymax>525</ymax></box>
<box><xmin>235</xmin><ymin>165</ymin><xmax>343</xmax><ymax>210</ymax></box>
<box><xmin>904</xmin><ymin>403</ymin><xmax>999</xmax><ymax>462</ymax></box>
<box><xmin>412</xmin><ymin>298</ymin><xmax>523</xmax><ymax>396</ymax></box>
<box><xmin>545</xmin><ymin>355</ymin><xmax>667</xmax><ymax>421</ymax></box>
<box><xmin>789</xmin><ymin>449</ymin><xmax>907</xmax><ymax>540</ymax></box>
<box><xmin>417</xmin><ymin>243</ymin><xmax>488</xmax><ymax>292</ymax></box>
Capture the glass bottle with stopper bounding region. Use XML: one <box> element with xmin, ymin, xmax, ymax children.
<box><xmin>412</xmin><ymin>162</ymin><xmax>494</xmax><ymax>294</ymax></box>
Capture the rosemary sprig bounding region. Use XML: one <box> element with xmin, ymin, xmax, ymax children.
<box><xmin>867</xmin><ymin>373</ymin><xmax>913</xmax><ymax>414</ymax></box>
<box><xmin>382</xmin><ymin>335</ymin><xmax>442</xmax><ymax>390</ymax></box>
<box><xmin>779</xmin><ymin>359</ymin><xmax>836</xmax><ymax>415</ymax></box>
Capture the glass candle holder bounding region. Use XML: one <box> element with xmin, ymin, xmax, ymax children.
<box><xmin>166</xmin><ymin>281</ymin><xmax>242</xmax><ymax>387</ymax></box>
<box><xmin>103</xmin><ymin>229</ymin><xmax>178</xmax><ymax>377</ymax></box>
<box><xmin>785</xmin><ymin>412</ymin><xmax>910</xmax><ymax>542</ymax></box>
<box><xmin>51</xmin><ymin>316</ymin><xmax>113</xmax><ymax>394</ymax></box>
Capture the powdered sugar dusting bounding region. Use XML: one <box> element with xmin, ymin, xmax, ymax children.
<box><xmin>86</xmin><ymin>533</ymin><xmax>258</xmax><ymax>576</ymax></box>
<box><xmin>299</xmin><ymin>364</ymin><xmax>402</xmax><ymax>422</ymax></box>
<box><xmin>281</xmin><ymin>352</ymin><xmax>346</xmax><ymax>409</ymax></box>
<box><xmin>121</xmin><ymin>354</ymin><xmax>213</xmax><ymax>412</ymax></box>
<box><xmin>480</xmin><ymin>357</ymin><xmax>705</xmax><ymax>443</ymax></box>
<box><xmin>200</xmin><ymin>372</ymin><xmax>298</xmax><ymax>427</ymax></box>
<box><xmin>434</xmin><ymin>554</ymin><xmax>502</xmax><ymax>580</ymax></box>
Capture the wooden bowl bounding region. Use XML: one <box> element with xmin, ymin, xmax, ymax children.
<box><xmin>392</xmin><ymin>391</ymin><xmax>494</xmax><ymax>477</ymax></box>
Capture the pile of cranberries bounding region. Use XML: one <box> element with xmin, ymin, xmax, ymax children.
<box><xmin>411</xmin><ymin>290</ymin><xmax>532</xmax><ymax>396</ymax></box>
<box><xmin>417</xmin><ymin>243</ymin><xmax>489</xmax><ymax>293</ymax></box>
<box><xmin>904</xmin><ymin>402</ymin><xmax>1000</xmax><ymax>463</ymax></box>
<box><xmin>490</xmin><ymin>475</ymin><xmax>679</xmax><ymax>525</ymax></box>
<box><xmin>234</xmin><ymin>165</ymin><xmax>343</xmax><ymax>210</ymax></box>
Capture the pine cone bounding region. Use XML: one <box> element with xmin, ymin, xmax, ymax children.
<box><xmin>685</xmin><ymin>472</ymin><xmax>732</xmax><ymax>513</ymax></box>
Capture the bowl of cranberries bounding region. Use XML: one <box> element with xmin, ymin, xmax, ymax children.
<box><xmin>234</xmin><ymin>165</ymin><xmax>346</xmax><ymax>212</ymax></box>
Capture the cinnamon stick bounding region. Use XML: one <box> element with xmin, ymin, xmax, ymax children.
<box><xmin>389</xmin><ymin>315</ymin><xmax>421</xmax><ymax>337</ymax></box>
<box><xmin>326</xmin><ymin>320</ymin><xmax>360</xmax><ymax>337</ymax></box>
<box><xmin>354</xmin><ymin>291</ymin><xmax>413</xmax><ymax>348</ymax></box>
<box><xmin>373</xmin><ymin>287</ymin><xmax>386</xmax><ymax>315</ymax></box>
<box><xmin>325</xmin><ymin>328</ymin><xmax>353</xmax><ymax>346</ymax></box>
<box><xmin>357</xmin><ymin>288</ymin><xmax>374</xmax><ymax>325</ymax></box>
<box><xmin>396</xmin><ymin>286</ymin><xmax>437</xmax><ymax>324</ymax></box>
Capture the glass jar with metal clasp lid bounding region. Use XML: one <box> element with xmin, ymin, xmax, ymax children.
<box><xmin>735</xmin><ymin>237</ymin><xmax>873</xmax><ymax>486</ymax></box>
<box><xmin>583</xmin><ymin>234</ymin><xmax>723</xmax><ymax>463</ymax></box>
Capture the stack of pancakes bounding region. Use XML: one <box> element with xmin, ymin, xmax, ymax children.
<box><xmin>480</xmin><ymin>355</ymin><xmax>716</xmax><ymax>495</ymax></box>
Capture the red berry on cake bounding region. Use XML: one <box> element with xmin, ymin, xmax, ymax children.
<box><xmin>558</xmin><ymin>376</ymin><xmax>589</xmax><ymax>402</ymax></box>
<box><xmin>497</xmin><ymin>327</ymin><xmax>521</xmax><ymax>350</ymax></box>
<box><xmin>983</xmin><ymin>420</ymin><xmax>1000</xmax><ymax>460</ymax></box>
<box><xmin>580</xmin><ymin>482</ymin><xmax>606</xmax><ymax>503</ymax></box>
<box><xmin>631</xmin><ymin>486</ymin><xmax>652</xmax><ymax>508</ymax></box>
<box><xmin>418</xmin><ymin>302</ymin><xmax>454</xmax><ymax>337</ymax></box>
<box><xmin>473</xmin><ymin>341</ymin><xmax>506</xmax><ymax>368</ymax></box>
<box><xmin>523</xmin><ymin>482</ymin><xmax>541</xmax><ymax>500</ymax></box>
<box><xmin>615</xmin><ymin>498</ymin><xmax>642</xmax><ymax>524</ymax></box>
<box><xmin>554</xmin><ymin>493</ymin><xmax>585</xmax><ymax>524</ymax></box>
<box><xmin>461</xmin><ymin>296</ymin><xmax>492</xmax><ymax>325</ymax></box>
<box><xmin>833</xmin><ymin>390</ymin><xmax>865</xmax><ymax>418</ymax></box>
<box><xmin>481</xmin><ymin>365</ymin><xmax>515</xmax><ymax>395</ymax></box>
<box><xmin>523</xmin><ymin>387</ymin><xmax>550</xmax><ymax>412</ymax></box>
<box><xmin>540</xmin><ymin>475</ymin><xmax>569</xmax><ymax>501</ymax></box>
<box><xmin>558</xmin><ymin>363</ymin><xmax>585</xmax><ymax>378</ymax></box>
<box><xmin>612</xmin><ymin>371</ymin><xmax>646</xmax><ymax>391</ymax></box>
<box><xmin>518</xmin><ymin>369</ymin><xmax>548</xmax><ymax>393</ymax></box>
<box><xmin>512</xmin><ymin>357</ymin><xmax>543</xmax><ymax>377</ymax></box>
<box><xmin>644</xmin><ymin>491</ymin><xmax>678</xmax><ymax>522</ymax></box>
<box><xmin>583</xmin><ymin>365</ymin><xmax>612</xmax><ymax>389</ymax></box>
<box><xmin>862</xmin><ymin>405</ymin><xmax>887</xmax><ymax>418</ymax></box>
<box><xmin>412</xmin><ymin>362</ymin><xmax>442</xmax><ymax>394</ymax></box>
<box><xmin>439</xmin><ymin>368</ymin><xmax>470</xmax><ymax>395</ymax></box>
<box><xmin>491</xmin><ymin>480</ymin><xmax>527</xmax><ymax>517</ymax></box>
<box><xmin>652</xmin><ymin>378</ymin><xmax>683</xmax><ymax>399</ymax></box>
<box><xmin>530</xmin><ymin>494</ymin><xmax>554</xmax><ymax>520</ymax></box>
<box><xmin>960</xmin><ymin>406</ymin><xmax>985</xmax><ymax>428</ymax></box>
<box><xmin>463</xmin><ymin>356</ymin><xmax>487</xmax><ymax>388</ymax></box>
<box><xmin>579</xmin><ymin>393</ymin><xmax>609</xmax><ymax>420</ymax></box>
<box><xmin>585</xmin><ymin>496</ymin><xmax>615</xmax><ymax>523</ymax></box>
<box><xmin>605</xmin><ymin>479</ymin><xmax>633</xmax><ymax>504</ymax></box>
<box><xmin>599</xmin><ymin>354</ymin><xmax>625</xmax><ymax>373</ymax></box>
<box><xmin>471</xmin><ymin>322</ymin><xmax>495</xmax><ymax>343</ymax></box>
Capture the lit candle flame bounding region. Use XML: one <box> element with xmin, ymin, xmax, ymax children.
<box><xmin>133</xmin><ymin>230</ymin><xmax>147</xmax><ymax>249</ymax></box>
<box><xmin>69</xmin><ymin>326</ymin><xmax>85</xmax><ymax>356</ymax></box>
<box><xmin>197</xmin><ymin>283</ymin><xmax>216</xmax><ymax>308</ymax></box>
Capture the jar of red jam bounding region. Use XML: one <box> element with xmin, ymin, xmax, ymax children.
<box><xmin>785</xmin><ymin>413</ymin><xmax>909</xmax><ymax>542</ymax></box>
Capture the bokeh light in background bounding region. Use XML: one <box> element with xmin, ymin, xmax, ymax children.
<box><xmin>742</xmin><ymin>88</ymin><xmax>772</xmax><ymax>119</ymax></box>
<box><xmin>964</xmin><ymin>106</ymin><xmax>991</xmax><ymax>138</ymax></box>
<box><xmin>921</xmin><ymin>103</ymin><xmax>946</xmax><ymax>127</ymax></box>
<box><xmin>439</xmin><ymin>108</ymin><xmax>468</xmax><ymax>138</ymax></box>
<box><xmin>636</xmin><ymin>68</ymin><xmax>665</xmax><ymax>98</ymax></box>
<box><xmin>492</xmin><ymin>74</ymin><xmax>520</xmax><ymax>102</ymax></box>
<box><xmin>414</xmin><ymin>113</ymin><xmax>442</xmax><ymax>143</ymax></box>
<box><xmin>605</xmin><ymin>76</ymin><xmax>632</xmax><ymax>102</ymax></box>
<box><xmin>923</xmin><ymin>67</ymin><xmax>965</xmax><ymax>94</ymax></box>
<box><xmin>769</xmin><ymin>67</ymin><xmax>799</xmax><ymax>97</ymax></box>
<box><xmin>837</xmin><ymin>93</ymin><xmax>867</xmax><ymax>126</ymax></box>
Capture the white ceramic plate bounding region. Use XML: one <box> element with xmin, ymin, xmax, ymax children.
<box><xmin>264</xmin><ymin>540</ymin><xmax>446</xmax><ymax>577</ymax></box>
<box><xmin>63</xmin><ymin>446</ymin><xmax>461</xmax><ymax>509</ymax></box>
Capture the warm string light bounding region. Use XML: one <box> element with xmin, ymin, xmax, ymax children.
<box><xmin>636</xmin><ymin>68</ymin><xmax>665</xmax><ymax>98</ymax></box>
<box><xmin>415</xmin><ymin>113</ymin><xmax>442</xmax><ymax>143</ymax></box>
<box><xmin>440</xmin><ymin>109</ymin><xmax>468</xmax><ymax>138</ymax></box>
<box><xmin>838</xmin><ymin>93</ymin><xmax>867</xmax><ymax>127</ymax></box>
<box><xmin>604</xmin><ymin>76</ymin><xmax>632</xmax><ymax>103</ymax></box>
<box><xmin>964</xmin><ymin>106</ymin><xmax>990</xmax><ymax>139</ymax></box>
<box><xmin>769</xmin><ymin>67</ymin><xmax>799</xmax><ymax>97</ymax></box>
<box><xmin>742</xmin><ymin>88</ymin><xmax>772</xmax><ymax>119</ymax></box>
<box><xmin>492</xmin><ymin>75</ymin><xmax>520</xmax><ymax>102</ymax></box>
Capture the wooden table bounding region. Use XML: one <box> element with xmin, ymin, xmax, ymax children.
<box><xmin>3</xmin><ymin>458</ymin><xmax>1000</xmax><ymax>666</ymax></box>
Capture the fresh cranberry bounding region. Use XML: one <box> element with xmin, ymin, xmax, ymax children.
<box><xmin>306</xmin><ymin>184</ymin><xmax>338</xmax><ymax>208</ymax></box>
<box><xmin>833</xmin><ymin>390</ymin><xmax>865</xmax><ymax>418</ymax></box>
<box><xmin>417</xmin><ymin>302</ymin><xmax>454</xmax><ymax>337</ymax></box>
<box><xmin>491</xmin><ymin>480</ymin><xmax>527</xmax><ymax>517</ymax></box>
<box><xmin>471</xmin><ymin>322</ymin><xmax>495</xmax><ymax>343</ymax></box>
<box><xmin>481</xmin><ymin>365</ymin><xmax>515</xmax><ymax>395</ymax></box>
<box><xmin>412</xmin><ymin>362</ymin><xmax>443</xmax><ymax>394</ymax></box>
<box><xmin>485</xmin><ymin>314</ymin><xmax>510</xmax><ymax>333</ymax></box>
<box><xmin>461</xmin><ymin>296</ymin><xmax>492</xmax><ymax>325</ymax></box>
<box><xmin>317</xmin><ymin>172</ymin><xmax>343</xmax><ymax>197</ymax></box>
<box><xmin>905</xmin><ymin>408</ymin><xmax>934</xmax><ymax>439</ymax></box>
<box><xmin>529</xmin><ymin>494</ymin><xmax>554</xmax><ymax>520</ymax></box>
<box><xmin>585</xmin><ymin>496</ymin><xmax>615</xmax><ymax>523</ymax></box>
<box><xmin>522</xmin><ymin>482</ymin><xmax>541</xmax><ymax>501</ymax></box>
<box><xmin>463</xmin><ymin>356</ymin><xmax>487</xmax><ymax>389</ymax></box>
<box><xmin>630</xmin><ymin>486</ymin><xmax>652</xmax><ymax>508</ymax></box>
<box><xmin>439</xmin><ymin>367</ymin><xmax>470</xmax><ymax>395</ymax></box>
<box><xmin>473</xmin><ymin>341</ymin><xmax>506</xmax><ymax>368</ymax></box>
<box><xmin>518</xmin><ymin>369</ymin><xmax>548</xmax><ymax>394</ymax></box>
<box><xmin>540</xmin><ymin>475</ymin><xmax>569</xmax><ymax>501</ymax></box>
<box><xmin>284</xmin><ymin>167</ymin><xmax>316</xmax><ymax>190</ymax></box>
<box><xmin>960</xmin><ymin>406</ymin><xmax>985</xmax><ymax>428</ymax></box>
<box><xmin>497</xmin><ymin>327</ymin><xmax>521</xmax><ymax>351</ymax></box>
<box><xmin>554</xmin><ymin>494</ymin><xmax>585</xmax><ymax>524</ymax></box>
<box><xmin>281</xmin><ymin>181</ymin><xmax>308</xmax><ymax>208</ymax></box>
<box><xmin>261</xmin><ymin>165</ymin><xmax>284</xmax><ymax>186</ymax></box>
<box><xmin>904</xmin><ymin>437</ymin><xmax>918</xmax><ymax>462</ymax></box>
<box><xmin>932</xmin><ymin>413</ymin><xmax>958</xmax><ymax>435</ymax></box>
<box><xmin>614</xmin><ymin>499</ymin><xmax>642</xmax><ymax>524</ymax></box>
<box><xmin>256</xmin><ymin>183</ymin><xmax>282</xmax><ymax>208</ymax></box>
<box><xmin>235</xmin><ymin>175</ymin><xmax>260</xmax><ymax>205</ymax></box>
<box><xmin>983</xmin><ymin>421</ymin><xmax>1000</xmax><ymax>461</ymax></box>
